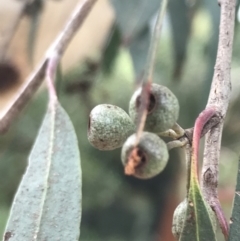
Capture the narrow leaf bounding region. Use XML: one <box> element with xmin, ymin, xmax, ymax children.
<box><xmin>111</xmin><ymin>0</ymin><xmax>161</xmax><ymax>40</ymax></box>
<box><xmin>202</xmin><ymin>0</ymin><xmax>220</xmax><ymax>102</ymax></box>
<box><xmin>228</xmin><ymin>159</ymin><xmax>240</xmax><ymax>241</ymax></box>
<box><xmin>129</xmin><ymin>26</ymin><xmax>151</xmax><ymax>80</ymax></box>
<box><xmin>110</xmin><ymin>0</ymin><xmax>163</xmax><ymax>80</ymax></box>
<box><xmin>180</xmin><ymin>176</ymin><xmax>217</xmax><ymax>241</ymax></box>
<box><xmin>25</xmin><ymin>0</ymin><xmax>44</xmax><ymax>65</ymax></box>
<box><xmin>101</xmin><ymin>24</ymin><xmax>121</xmax><ymax>74</ymax></box>
<box><xmin>27</xmin><ymin>11</ymin><xmax>41</xmax><ymax>65</ymax></box>
<box><xmin>168</xmin><ymin>0</ymin><xmax>191</xmax><ymax>80</ymax></box>
<box><xmin>3</xmin><ymin>102</ymin><xmax>82</xmax><ymax>241</ymax></box>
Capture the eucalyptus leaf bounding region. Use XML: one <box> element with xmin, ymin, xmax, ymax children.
<box><xmin>129</xmin><ymin>27</ymin><xmax>151</xmax><ymax>81</ymax></box>
<box><xmin>102</xmin><ymin>24</ymin><xmax>121</xmax><ymax>74</ymax></box>
<box><xmin>2</xmin><ymin>102</ymin><xmax>82</xmax><ymax>241</ymax></box>
<box><xmin>111</xmin><ymin>0</ymin><xmax>160</xmax><ymax>40</ymax></box>
<box><xmin>27</xmin><ymin>11</ymin><xmax>41</xmax><ymax>65</ymax></box>
<box><xmin>168</xmin><ymin>0</ymin><xmax>191</xmax><ymax>80</ymax></box>
<box><xmin>24</xmin><ymin>0</ymin><xmax>44</xmax><ymax>64</ymax></box>
<box><xmin>202</xmin><ymin>0</ymin><xmax>220</xmax><ymax>102</ymax></box>
<box><xmin>179</xmin><ymin>178</ymin><xmax>217</xmax><ymax>241</ymax></box>
<box><xmin>235</xmin><ymin>0</ymin><xmax>240</xmax><ymax>28</ymax></box>
<box><xmin>110</xmin><ymin>0</ymin><xmax>163</xmax><ymax>80</ymax></box>
<box><xmin>228</xmin><ymin>159</ymin><xmax>240</xmax><ymax>241</ymax></box>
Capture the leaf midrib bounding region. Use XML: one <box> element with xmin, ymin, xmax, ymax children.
<box><xmin>33</xmin><ymin>103</ymin><xmax>57</xmax><ymax>240</ymax></box>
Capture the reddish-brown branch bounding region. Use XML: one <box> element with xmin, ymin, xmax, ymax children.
<box><xmin>191</xmin><ymin>108</ymin><xmax>216</xmax><ymax>181</ymax></box>
<box><xmin>212</xmin><ymin>201</ymin><xmax>229</xmax><ymax>239</ymax></box>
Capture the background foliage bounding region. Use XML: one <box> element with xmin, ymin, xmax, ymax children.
<box><xmin>0</xmin><ymin>0</ymin><xmax>240</xmax><ymax>240</ymax></box>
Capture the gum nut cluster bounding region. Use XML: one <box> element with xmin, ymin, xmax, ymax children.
<box><xmin>172</xmin><ymin>199</ymin><xmax>187</xmax><ymax>239</ymax></box>
<box><xmin>129</xmin><ymin>83</ymin><xmax>179</xmax><ymax>133</ymax></box>
<box><xmin>121</xmin><ymin>132</ymin><xmax>169</xmax><ymax>179</ymax></box>
<box><xmin>88</xmin><ymin>104</ymin><xmax>135</xmax><ymax>150</ymax></box>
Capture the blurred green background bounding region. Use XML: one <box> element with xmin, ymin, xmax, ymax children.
<box><xmin>0</xmin><ymin>0</ymin><xmax>240</xmax><ymax>240</ymax></box>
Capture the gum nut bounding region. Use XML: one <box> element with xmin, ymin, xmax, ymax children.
<box><xmin>172</xmin><ymin>199</ymin><xmax>217</xmax><ymax>239</ymax></box>
<box><xmin>172</xmin><ymin>199</ymin><xmax>187</xmax><ymax>239</ymax></box>
<box><xmin>129</xmin><ymin>83</ymin><xmax>179</xmax><ymax>133</ymax></box>
<box><xmin>121</xmin><ymin>132</ymin><xmax>169</xmax><ymax>179</ymax></box>
<box><xmin>88</xmin><ymin>104</ymin><xmax>135</xmax><ymax>150</ymax></box>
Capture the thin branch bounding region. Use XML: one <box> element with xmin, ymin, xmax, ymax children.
<box><xmin>144</xmin><ymin>0</ymin><xmax>168</xmax><ymax>83</ymax></box>
<box><xmin>172</xmin><ymin>123</ymin><xmax>185</xmax><ymax>137</ymax></box>
<box><xmin>201</xmin><ymin>0</ymin><xmax>236</xmax><ymax>239</ymax></box>
<box><xmin>167</xmin><ymin>139</ymin><xmax>187</xmax><ymax>151</ymax></box>
<box><xmin>185</xmin><ymin>144</ymin><xmax>191</xmax><ymax>197</ymax></box>
<box><xmin>159</xmin><ymin>129</ymin><xmax>178</xmax><ymax>139</ymax></box>
<box><xmin>135</xmin><ymin>0</ymin><xmax>168</xmax><ymax>145</ymax></box>
<box><xmin>46</xmin><ymin>0</ymin><xmax>97</xmax><ymax>58</ymax></box>
<box><xmin>191</xmin><ymin>108</ymin><xmax>216</xmax><ymax>181</ymax></box>
<box><xmin>184</xmin><ymin>114</ymin><xmax>222</xmax><ymax>143</ymax></box>
<box><xmin>164</xmin><ymin>113</ymin><xmax>221</xmax><ymax>151</ymax></box>
<box><xmin>159</xmin><ymin>123</ymin><xmax>185</xmax><ymax>139</ymax></box>
<box><xmin>0</xmin><ymin>0</ymin><xmax>98</xmax><ymax>133</ymax></box>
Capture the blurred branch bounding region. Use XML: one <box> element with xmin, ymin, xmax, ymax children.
<box><xmin>0</xmin><ymin>2</ymin><xmax>27</xmax><ymax>60</ymax></box>
<box><xmin>0</xmin><ymin>0</ymin><xmax>98</xmax><ymax>133</ymax></box>
<box><xmin>135</xmin><ymin>0</ymin><xmax>168</xmax><ymax>145</ymax></box>
<box><xmin>0</xmin><ymin>0</ymin><xmax>41</xmax><ymax>60</ymax></box>
<box><xmin>201</xmin><ymin>0</ymin><xmax>236</xmax><ymax>239</ymax></box>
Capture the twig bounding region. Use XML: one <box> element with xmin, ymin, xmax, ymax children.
<box><xmin>184</xmin><ymin>114</ymin><xmax>221</xmax><ymax>143</ymax></box>
<box><xmin>167</xmin><ymin>139</ymin><xmax>187</xmax><ymax>151</ymax></box>
<box><xmin>135</xmin><ymin>0</ymin><xmax>168</xmax><ymax>144</ymax></box>
<box><xmin>163</xmin><ymin>114</ymin><xmax>221</xmax><ymax>151</ymax></box>
<box><xmin>159</xmin><ymin>129</ymin><xmax>178</xmax><ymax>139</ymax></box>
<box><xmin>185</xmin><ymin>144</ymin><xmax>191</xmax><ymax>197</ymax></box>
<box><xmin>201</xmin><ymin>0</ymin><xmax>236</xmax><ymax>239</ymax></box>
<box><xmin>144</xmin><ymin>0</ymin><xmax>168</xmax><ymax>83</ymax></box>
<box><xmin>191</xmin><ymin>108</ymin><xmax>216</xmax><ymax>181</ymax></box>
<box><xmin>159</xmin><ymin>123</ymin><xmax>185</xmax><ymax>139</ymax></box>
<box><xmin>0</xmin><ymin>0</ymin><xmax>98</xmax><ymax>133</ymax></box>
<box><xmin>172</xmin><ymin>123</ymin><xmax>185</xmax><ymax>136</ymax></box>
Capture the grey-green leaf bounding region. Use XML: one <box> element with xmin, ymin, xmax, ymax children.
<box><xmin>202</xmin><ymin>0</ymin><xmax>220</xmax><ymax>102</ymax></box>
<box><xmin>168</xmin><ymin>0</ymin><xmax>191</xmax><ymax>80</ymax></box>
<box><xmin>102</xmin><ymin>24</ymin><xmax>121</xmax><ymax>74</ymax></box>
<box><xmin>129</xmin><ymin>26</ymin><xmax>151</xmax><ymax>80</ymax></box>
<box><xmin>110</xmin><ymin>0</ymin><xmax>161</xmax><ymax>80</ymax></box>
<box><xmin>3</xmin><ymin>102</ymin><xmax>82</xmax><ymax>241</ymax></box>
<box><xmin>228</xmin><ymin>159</ymin><xmax>240</xmax><ymax>241</ymax></box>
<box><xmin>111</xmin><ymin>0</ymin><xmax>160</xmax><ymax>39</ymax></box>
<box><xmin>179</xmin><ymin>178</ymin><xmax>217</xmax><ymax>241</ymax></box>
